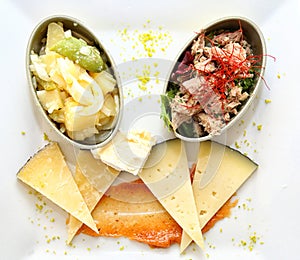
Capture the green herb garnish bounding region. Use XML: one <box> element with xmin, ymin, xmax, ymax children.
<box><xmin>160</xmin><ymin>94</ymin><xmax>172</xmax><ymax>130</ymax></box>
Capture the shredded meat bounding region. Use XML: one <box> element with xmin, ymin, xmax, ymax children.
<box><xmin>170</xmin><ymin>92</ymin><xmax>202</xmax><ymax>130</ymax></box>
<box><xmin>197</xmin><ymin>113</ymin><xmax>225</xmax><ymax>135</ymax></box>
<box><xmin>167</xmin><ymin>27</ymin><xmax>256</xmax><ymax>137</ymax></box>
<box><xmin>171</xmin><ymin>76</ymin><xmax>226</xmax><ymax>134</ymax></box>
<box><xmin>191</xmin><ymin>31</ymin><xmax>205</xmax><ymax>56</ymax></box>
<box><xmin>212</xmin><ymin>30</ymin><xmax>243</xmax><ymax>45</ymax></box>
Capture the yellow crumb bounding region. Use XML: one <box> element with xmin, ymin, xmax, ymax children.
<box><xmin>234</xmin><ymin>141</ymin><xmax>241</xmax><ymax>149</ymax></box>
<box><xmin>264</xmin><ymin>99</ymin><xmax>272</xmax><ymax>104</ymax></box>
<box><xmin>43</xmin><ymin>132</ymin><xmax>50</xmax><ymax>141</ymax></box>
<box><xmin>138</xmin><ymin>84</ymin><xmax>147</xmax><ymax>91</ymax></box>
<box><xmin>240</xmin><ymin>240</ymin><xmax>247</xmax><ymax>247</ymax></box>
<box><xmin>257</xmin><ymin>124</ymin><xmax>262</xmax><ymax>131</ymax></box>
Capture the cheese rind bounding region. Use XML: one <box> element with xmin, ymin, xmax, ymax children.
<box><xmin>17</xmin><ymin>142</ymin><xmax>98</xmax><ymax>233</ymax></box>
<box><xmin>139</xmin><ymin>139</ymin><xmax>204</xmax><ymax>250</ymax></box>
<box><xmin>180</xmin><ymin>141</ymin><xmax>258</xmax><ymax>251</ymax></box>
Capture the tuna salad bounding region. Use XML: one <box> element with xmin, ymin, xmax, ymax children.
<box><xmin>161</xmin><ymin>26</ymin><xmax>262</xmax><ymax>138</ymax></box>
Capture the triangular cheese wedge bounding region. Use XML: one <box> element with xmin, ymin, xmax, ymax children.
<box><xmin>138</xmin><ymin>139</ymin><xmax>204</xmax><ymax>250</ymax></box>
<box><xmin>17</xmin><ymin>142</ymin><xmax>98</xmax><ymax>233</ymax></box>
<box><xmin>180</xmin><ymin>141</ymin><xmax>258</xmax><ymax>252</ymax></box>
<box><xmin>76</xmin><ymin>150</ymin><xmax>120</xmax><ymax>194</ymax></box>
<box><xmin>67</xmin><ymin>150</ymin><xmax>120</xmax><ymax>244</ymax></box>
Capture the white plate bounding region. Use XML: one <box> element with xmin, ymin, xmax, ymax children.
<box><xmin>2</xmin><ymin>0</ymin><xmax>300</xmax><ymax>259</ymax></box>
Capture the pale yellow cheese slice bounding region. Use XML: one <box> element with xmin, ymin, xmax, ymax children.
<box><xmin>180</xmin><ymin>141</ymin><xmax>258</xmax><ymax>252</ymax></box>
<box><xmin>67</xmin><ymin>167</ymin><xmax>100</xmax><ymax>244</ymax></box>
<box><xmin>76</xmin><ymin>150</ymin><xmax>120</xmax><ymax>193</ymax></box>
<box><xmin>138</xmin><ymin>139</ymin><xmax>204</xmax><ymax>250</ymax></box>
<box><xmin>67</xmin><ymin>150</ymin><xmax>120</xmax><ymax>244</ymax></box>
<box><xmin>17</xmin><ymin>142</ymin><xmax>98</xmax><ymax>233</ymax></box>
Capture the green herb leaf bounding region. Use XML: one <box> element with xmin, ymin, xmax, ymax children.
<box><xmin>160</xmin><ymin>95</ymin><xmax>172</xmax><ymax>130</ymax></box>
<box><xmin>166</xmin><ymin>82</ymin><xmax>180</xmax><ymax>99</ymax></box>
<box><xmin>235</xmin><ymin>71</ymin><xmax>255</xmax><ymax>92</ymax></box>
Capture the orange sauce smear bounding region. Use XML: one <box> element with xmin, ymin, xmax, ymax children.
<box><xmin>77</xmin><ymin>177</ymin><xmax>238</xmax><ymax>248</ymax></box>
